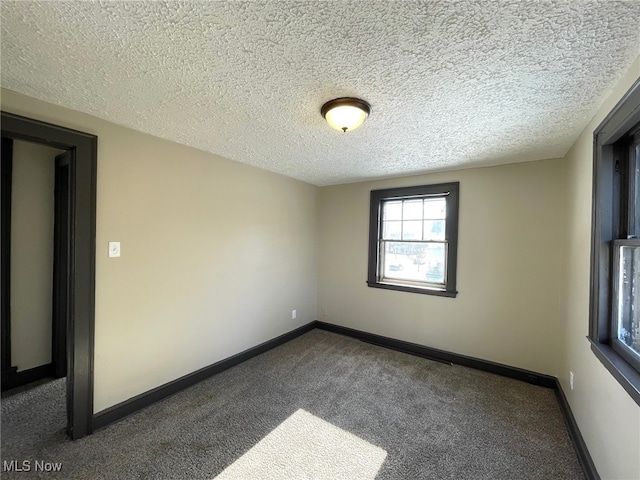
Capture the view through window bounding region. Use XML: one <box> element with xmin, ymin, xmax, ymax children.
<box><xmin>614</xmin><ymin>240</ymin><xmax>640</xmax><ymax>363</ymax></box>
<box><xmin>380</xmin><ymin>197</ymin><xmax>447</xmax><ymax>285</ymax></box>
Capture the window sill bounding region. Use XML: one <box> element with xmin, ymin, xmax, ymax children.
<box><xmin>589</xmin><ymin>338</ymin><xmax>640</xmax><ymax>406</ymax></box>
<box><xmin>366</xmin><ymin>281</ymin><xmax>457</xmax><ymax>298</ymax></box>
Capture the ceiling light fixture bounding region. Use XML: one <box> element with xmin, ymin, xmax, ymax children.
<box><xmin>321</xmin><ymin>97</ymin><xmax>371</xmax><ymax>132</ymax></box>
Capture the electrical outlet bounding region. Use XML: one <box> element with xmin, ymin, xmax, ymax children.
<box><xmin>321</xmin><ymin>307</ymin><xmax>327</xmax><ymax>317</ymax></box>
<box><xmin>292</xmin><ymin>310</ymin><xmax>297</xmax><ymax>320</ymax></box>
<box><xmin>108</xmin><ymin>241</ymin><xmax>121</xmax><ymax>258</ymax></box>
<box><xmin>569</xmin><ymin>371</ymin><xmax>574</xmax><ymax>390</ymax></box>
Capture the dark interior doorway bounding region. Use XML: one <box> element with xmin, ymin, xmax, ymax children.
<box><xmin>1</xmin><ymin>112</ymin><xmax>97</xmax><ymax>440</ymax></box>
<box><xmin>1</xmin><ymin>138</ymin><xmax>15</xmax><ymax>381</ymax></box>
<box><xmin>52</xmin><ymin>150</ymin><xmax>71</xmax><ymax>379</ymax></box>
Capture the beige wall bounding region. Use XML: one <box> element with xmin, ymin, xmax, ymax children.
<box><xmin>1</xmin><ymin>89</ymin><xmax>318</xmax><ymax>412</ymax></box>
<box><xmin>559</xmin><ymin>58</ymin><xmax>640</xmax><ymax>479</ymax></box>
<box><xmin>10</xmin><ymin>140</ymin><xmax>61</xmax><ymax>371</ymax></box>
<box><xmin>318</xmin><ymin>158</ymin><xmax>566</xmax><ymax>376</ymax></box>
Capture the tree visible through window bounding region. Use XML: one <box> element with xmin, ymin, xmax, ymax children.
<box><xmin>368</xmin><ymin>183</ymin><xmax>459</xmax><ymax>297</ymax></box>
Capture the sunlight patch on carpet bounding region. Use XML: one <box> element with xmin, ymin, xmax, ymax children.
<box><xmin>214</xmin><ymin>409</ymin><xmax>387</xmax><ymax>479</ymax></box>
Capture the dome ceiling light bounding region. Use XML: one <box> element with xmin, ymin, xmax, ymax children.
<box><xmin>321</xmin><ymin>97</ymin><xmax>371</xmax><ymax>132</ymax></box>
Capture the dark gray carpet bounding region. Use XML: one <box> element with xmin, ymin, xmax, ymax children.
<box><xmin>1</xmin><ymin>329</ymin><xmax>584</xmax><ymax>479</ymax></box>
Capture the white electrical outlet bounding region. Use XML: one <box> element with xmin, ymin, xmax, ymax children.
<box><xmin>292</xmin><ymin>310</ymin><xmax>297</xmax><ymax>320</ymax></box>
<box><xmin>569</xmin><ymin>371</ymin><xmax>574</xmax><ymax>390</ymax></box>
<box><xmin>108</xmin><ymin>241</ymin><xmax>121</xmax><ymax>258</ymax></box>
<box><xmin>321</xmin><ymin>307</ymin><xmax>328</xmax><ymax>317</ymax></box>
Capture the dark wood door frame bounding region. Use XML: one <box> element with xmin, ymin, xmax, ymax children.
<box><xmin>1</xmin><ymin>138</ymin><xmax>16</xmax><ymax>379</ymax></box>
<box><xmin>53</xmin><ymin>151</ymin><xmax>71</xmax><ymax>379</ymax></box>
<box><xmin>1</xmin><ymin>111</ymin><xmax>97</xmax><ymax>440</ymax></box>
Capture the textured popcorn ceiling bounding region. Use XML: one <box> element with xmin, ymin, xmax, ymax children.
<box><xmin>2</xmin><ymin>1</ymin><xmax>639</xmax><ymax>186</ymax></box>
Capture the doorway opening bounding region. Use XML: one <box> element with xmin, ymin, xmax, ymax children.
<box><xmin>1</xmin><ymin>112</ymin><xmax>97</xmax><ymax>440</ymax></box>
<box><xmin>2</xmin><ymin>140</ymin><xmax>67</xmax><ymax>388</ymax></box>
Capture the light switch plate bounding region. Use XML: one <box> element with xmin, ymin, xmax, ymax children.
<box><xmin>108</xmin><ymin>241</ymin><xmax>121</xmax><ymax>258</ymax></box>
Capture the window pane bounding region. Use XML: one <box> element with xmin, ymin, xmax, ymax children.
<box><xmin>403</xmin><ymin>200</ymin><xmax>423</xmax><ymax>220</ymax></box>
<box><xmin>382</xmin><ymin>242</ymin><xmax>429</xmax><ymax>282</ymax></box>
<box><xmin>423</xmin><ymin>220</ymin><xmax>445</xmax><ymax>241</ymax></box>
<box><xmin>383</xmin><ymin>201</ymin><xmax>402</xmax><ymax>220</ymax></box>
<box><xmin>381</xmin><ymin>241</ymin><xmax>446</xmax><ymax>285</ymax></box>
<box><xmin>424</xmin><ymin>198</ymin><xmax>446</xmax><ymax>219</ymax></box>
<box><xmin>382</xmin><ymin>220</ymin><xmax>402</xmax><ymax>240</ymax></box>
<box><xmin>616</xmin><ymin>244</ymin><xmax>640</xmax><ymax>359</ymax></box>
<box><xmin>424</xmin><ymin>243</ymin><xmax>446</xmax><ymax>284</ymax></box>
<box><xmin>402</xmin><ymin>220</ymin><xmax>422</xmax><ymax>240</ymax></box>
